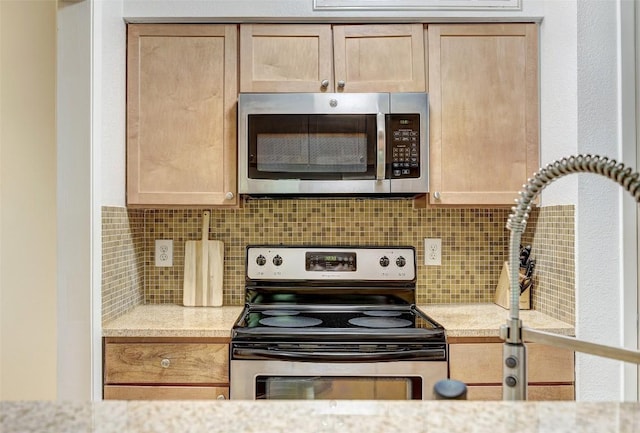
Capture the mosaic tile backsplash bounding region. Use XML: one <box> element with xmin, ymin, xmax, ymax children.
<box><xmin>521</xmin><ymin>205</ymin><xmax>575</xmax><ymax>324</ymax></box>
<box><xmin>102</xmin><ymin>207</ymin><xmax>145</xmax><ymax>324</ymax></box>
<box><xmin>102</xmin><ymin>201</ymin><xmax>575</xmax><ymax>325</ymax></box>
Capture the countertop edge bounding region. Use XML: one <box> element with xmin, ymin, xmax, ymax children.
<box><xmin>102</xmin><ymin>303</ymin><xmax>574</xmax><ymax>339</ymax></box>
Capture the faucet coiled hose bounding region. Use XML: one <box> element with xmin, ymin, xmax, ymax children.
<box><xmin>505</xmin><ymin>154</ymin><xmax>640</xmax><ymax>332</ymax></box>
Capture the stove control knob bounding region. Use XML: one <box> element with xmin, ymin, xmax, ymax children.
<box><xmin>256</xmin><ymin>255</ymin><xmax>266</xmax><ymax>266</ymax></box>
<box><xmin>272</xmin><ymin>255</ymin><xmax>283</xmax><ymax>266</ymax></box>
<box><xmin>396</xmin><ymin>256</ymin><xmax>406</xmax><ymax>267</ymax></box>
<box><xmin>379</xmin><ymin>256</ymin><xmax>390</xmax><ymax>267</ymax></box>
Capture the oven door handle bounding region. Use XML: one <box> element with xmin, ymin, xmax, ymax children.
<box><xmin>232</xmin><ymin>348</ymin><xmax>446</xmax><ymax>362</ymax></box>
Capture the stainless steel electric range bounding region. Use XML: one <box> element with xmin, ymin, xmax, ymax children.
<box><xmin>230</xmin><ymin>246</ymin><xmax>448</xmax><ymax>400</ymax></box>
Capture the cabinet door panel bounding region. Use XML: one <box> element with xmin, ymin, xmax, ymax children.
<box><xmin>240</xmin><ymin>24</ymin><xmax>333</xmax><ymax>92</ymax></box>
<box><xmin>333</xmin><ymin>24</ymin><xmax>426</xmax><ymax>92</ymax></box>
<box><xmin>449</xmin><ymin>342</ymin><xmax>503</xmax><ymax>383</ymax></box>
<box><xmin>127</xmin><ymin>24</ymin><xmax>238</xmax><ymax>206</ymax></box>
<box><xmin>428</xmin><ymin>24</ymin><xmax>538</xmax><ymax>205</ymax></box>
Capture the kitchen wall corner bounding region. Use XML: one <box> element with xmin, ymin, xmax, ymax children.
<box><xmin>102</xmin><ymin>206</ymin><xmax>145</xmax><ymax>323</ymax></box>
<box><xmin>522</xmin><ymin>205</ymin><xmax>575</xmax><ymax>325</ymax></box>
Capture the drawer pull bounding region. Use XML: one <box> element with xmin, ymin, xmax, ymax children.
<box><xmin>160</xmin><ymin>358</ymin><xmax>171</xmax><ymax>368</ymax></box>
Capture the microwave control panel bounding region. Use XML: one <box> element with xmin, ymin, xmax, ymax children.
<box><xmin>387</xmin><ymin>114</ymin><xmax>420</xmax><ymax>178</ymax></box>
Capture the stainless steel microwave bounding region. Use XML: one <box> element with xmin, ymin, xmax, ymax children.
<box><xmin>238</xmin><ymin>92</ymin><xmax>428</xmax><ymax>196</ymax></box>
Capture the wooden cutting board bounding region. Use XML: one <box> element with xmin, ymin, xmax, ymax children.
<box><xmin>183</xmin><ymin>211</ymin><xmax>224</xmax><ymax>307</ymax></box>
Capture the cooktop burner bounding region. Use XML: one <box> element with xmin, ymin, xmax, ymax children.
<box><xmin>348</xmin><ymin>317</ymin><xmax>412</xmax><ymax>328</ymax></box>
<box><xmin>259</xmin><ymin>316</ymin><xmax>323</xmax><ymax>328</ymax></box>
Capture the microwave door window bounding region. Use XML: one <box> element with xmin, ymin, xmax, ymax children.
<box><xmin>308</xmin><ymin>115</ymin><xmax>376</xmax><ymax>179</ymax></box>
<box><xmin>248</xmin><ymin>114</ymin><xmax>377</xmax><ymax>180</ymax></box>
<box><xmin>250</xmin><ymin>114</ymin><xmax>309</xmax><ymax>176</ymax></box>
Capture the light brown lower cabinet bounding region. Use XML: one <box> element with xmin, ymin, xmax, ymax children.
<box><xmin>103</xmin><ymin>337</ymin><xmax>230</xmax><ymax>400</ymax></box>
<box><xmin>449</xmin><ymin>340</ymin><xmax>575</xmax><ymax>401</ymax></box>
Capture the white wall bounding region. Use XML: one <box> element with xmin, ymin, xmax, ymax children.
<box><xmin>537</xmin><ymin>0</ymin><xmax>578</xmax><ymax>205</ymax></box>
<box><xmin>537</xmin><ymin>0</ymin><xmax>627</xmax><ymax>401</ymax></box>
<box><xmin>574</xmin><ymin>0</ymin><xmax>630</xmax><ymax>401</ymax></box>
<box><xmin>53</xmin><ymin>0</ymin><xmax>632</xmax><ymax>401</ymax></box>
<box><xmin>0</xmin><ymin>0</ymin><xmax>57</xmax><ymax>400</ymax></box>
<box><xmin>100</xmin><ymin>0</ymin><xmax>127</xmax><ymax>207</ymax></box>
<box><xmin>57</xmin><ymin>0</ymin><xmax>94</xmax><ymax>400</ymax></box>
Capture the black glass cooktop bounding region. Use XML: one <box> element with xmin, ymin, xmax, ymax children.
<box><xmin>232</xmin><ymin>304</ymin><xmax>445</xmax><ymax>343</ymax></box>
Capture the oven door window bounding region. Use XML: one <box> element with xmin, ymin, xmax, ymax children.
<box><xmin>247</xmin><ymin>114</ymin><xmax>378</xmax><ymax>180</ymax></box>
<box><xmin>256</xmin><ymin>376</ymin><xmax>421</xmax><ymax>400</ymax></box>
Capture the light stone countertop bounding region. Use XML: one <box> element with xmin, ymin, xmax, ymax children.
<box><xmin>102</xmin><ymin>303</ymin><xmax>573</xmax><ymax>339</ymax></box>
<box><xmin>419</xmin><ymin>303</ymin><xmax>574</xmax><ymax>338</ymax></box>
<box><xmin>1</xmin><ymin>400</ymin><xmax>638</xmax><ymax>433</ymax></box>
<box><xmin>102</xmin><ymin>304</ymin><xmax>244</xmax><ymax>338</ymax></box>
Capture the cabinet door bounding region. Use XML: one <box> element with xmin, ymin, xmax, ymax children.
<box><xmin>333</xmin><ymin>24</ymin><xmax>426</xmax><ymax>93</ymax></box>
<box><xmin>240</xmin><ymin>24</ymin><xmax>334</xmax><ymax>92</ymax></box>
<box><xmin>127</xmin><ymin>24</ymin><xmax>238</xmax><ymax>206</ymax></box>
<box><xmin>428</xmin><ymin>24</ymin><xmax>539</xmax><ymax>205</ymax></box>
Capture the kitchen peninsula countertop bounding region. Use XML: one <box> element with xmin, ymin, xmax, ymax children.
<box><xmin>1</xmin><ymin>400</ymin><xmax>637</xmax><ymax>433</ymax></box>
<box><xmin>102</xmin><ymin>303</ymin><xmax>573</xmax><ymax>339</ymax></box>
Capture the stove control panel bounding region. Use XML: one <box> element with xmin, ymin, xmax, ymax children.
<box><xmin>246</xmin><ymin>246</ymin><xmax>415</xmax><ymax>281</ymax></box>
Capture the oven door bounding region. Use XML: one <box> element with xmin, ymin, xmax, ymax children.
<box><xmin>230</xmin><ymin>360</ymin><xmax>447</xmax><ymax>400</ymax></box>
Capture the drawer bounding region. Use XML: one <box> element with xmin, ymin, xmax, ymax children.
<box><xmin>104</xmin><ymin>343</ymin><xmax>229</xmax><ymax>385</ymax></box>
<box><xmin>449</xmin><ymin>342</ymin><xmax>574</xmax><ymax>384</ymax></box>
<box><xmin>104</xmin><ymin>385</ymin><xmax>229</xmax><ymax>400</ymax></box>
<box><xmin>466</xmin><ymin>385</ymin><xmax>574</xmax><ymax>401</ymax></box>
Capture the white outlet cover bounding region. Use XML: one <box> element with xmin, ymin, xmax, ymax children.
<box><xmin>155</xmin><ymin>239</ymin><xmax>173</xmax><ymax>267</ymax></box>
<box><xmin>424</xmin><ymin>238</ymin><xmax>442</xmax><ymax>266</ymax></box>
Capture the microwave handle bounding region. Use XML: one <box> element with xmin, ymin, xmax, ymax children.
<box><xmin>376</xmin><ymin>113</ymin><xmax>386</xmax><ymax>181</ymax></box>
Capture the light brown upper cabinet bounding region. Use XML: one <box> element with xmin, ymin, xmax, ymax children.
<box><xmin>127</xmin><ymin>24</ymin><xmax>238</xmax><ymax>207</ymax></box>
<box><xmin>428</xmin><ymin>24</ymin><xmax>539</xmax><ymax>206</ymax></box>
<box><xmin>240</xmin><ymin>24</ymin><xmax>426</xmax><ymax>93</ymax></box>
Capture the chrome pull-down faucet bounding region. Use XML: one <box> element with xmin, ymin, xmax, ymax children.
<box><xmin>501</xmin><ymin>154</ymin><xmax>640</xmax><ymax>400</ymax></box>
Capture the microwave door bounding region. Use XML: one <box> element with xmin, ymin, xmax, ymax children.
<box><xmin>245</xmin><ymin>113</ymin><xmax>390</xmax><ymax>195</ymax></box>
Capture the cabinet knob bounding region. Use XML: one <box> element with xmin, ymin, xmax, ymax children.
<box><xmin>217</xmin><ymin>395</ymin><xmax>226</xmax><ymax>400</ymax></box>
<box><xmin>320</xmin><ymin>79</ymin><xmax>329</xmax><ymax>89</ymax></box>
<box><xmin>337</xmin><ymin>80</ymin><xmax>345</xmax><ymax>89</ymax></box>
<box><xmin>225</xmin><ymin>192</ymin><xmax>234</xmax><ymax>200</ymax></box>
<box><xmin>160</xmin><ymin>358</ymin><xmax>171</xmax><ymax>368</ymax></box>
<box><xmin>433</xmin><ymin>191</ymin><xmax>441</xmax><ymax>200</ymax></box>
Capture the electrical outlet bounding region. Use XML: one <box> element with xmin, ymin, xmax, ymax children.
<box><xmin>155</xmin><ymin>239</ymin><xmax>173</xmax><ymax>267</ymax></box>
<box><xmin>424</xmin><ymin>238</ymin><xmax>442</xmax><ymax>266</ymax></box>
